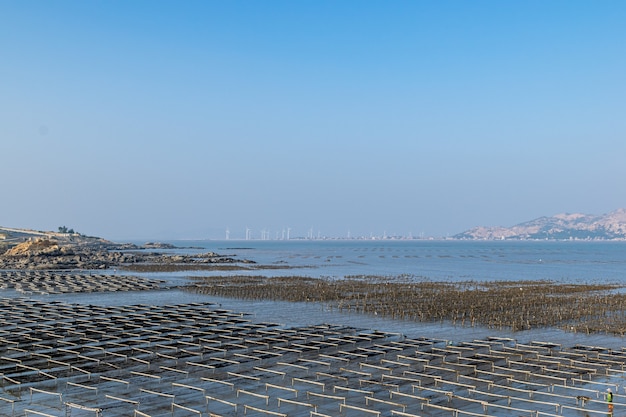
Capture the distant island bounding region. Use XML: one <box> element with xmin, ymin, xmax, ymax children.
<box><xmin>454</xmin><ymin>208</ymin><xmax>626</xmax><ymax>240</ymax></box>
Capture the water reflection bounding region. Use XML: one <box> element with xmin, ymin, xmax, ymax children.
<box><xmin>30</xmin><ymin>285</ymin><xmax>626</xmax><ymax>352</ymax></box>
<box><xmin>14</xmin><ymin>240</ymin><xmax>626</xmax><ymax>352</ymax></box>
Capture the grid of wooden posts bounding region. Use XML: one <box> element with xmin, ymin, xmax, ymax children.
<box><xmin>1</xmin><ymin>297</ymin><xmax>626</xmax><ymax>416</ymax></box>
<box><xmin>0</xmin><ymin>271</ymin><xmax>164</xmax><ymax>295</ymax></box>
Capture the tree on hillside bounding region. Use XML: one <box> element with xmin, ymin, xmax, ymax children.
<box><xmin>58</xmin><ymin>226</ymin><xmax>75</xmax><ymax>234</ymax></box>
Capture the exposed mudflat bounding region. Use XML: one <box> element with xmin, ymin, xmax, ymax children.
<box><xmin>185</xmin><ymin>275</ymin><xmax>626</xmax><ymax>335</ymax></box>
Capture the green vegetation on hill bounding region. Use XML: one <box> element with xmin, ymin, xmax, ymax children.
<box><xmin>58</xmin><ymin>226</ymin><xmax>76</xmax><ymax>234</ymax></box>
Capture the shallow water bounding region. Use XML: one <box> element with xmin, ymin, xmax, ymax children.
<box><xmin>29</xmin><ymin>286</ymin><xmax>626</xmax><ymax>353</ymax></box>
<box><xmin>4</xmin><ymin>240</ymin><xmax>626</xmax><ymax>417</ymax></box>
<box><xmin>148</xmin><ymin>239</ymin><xmax>626</xmax><ymax>283</ymax></box>
<box><xmin>16</xmin><ymin>239</ymin><xmax>626</xmax><ymax>350</ymax></box>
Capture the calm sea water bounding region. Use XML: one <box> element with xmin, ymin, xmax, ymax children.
<box><xmin>168</xmin><ymin>239</ymin><xmax>626</xmax><ymax>283</ymax></box>
<box><xmin>29</xmin><ymin>240</ymin><xmax>626</xmax><ymax>348</ymax></box>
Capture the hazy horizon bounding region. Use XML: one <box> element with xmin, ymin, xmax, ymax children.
<box><xmin>5</xmin><ymin>207</ymin><xmax>624</xmax><ymax>242</ymax></box>
<box><xmin>2</xmin><ymin>1</ymin><xmax>625</xmax><ymax>241</ymax></box>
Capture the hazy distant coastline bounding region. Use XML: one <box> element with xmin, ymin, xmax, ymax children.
<box><xmin>3</xmin><ymin>208</ymin><xmax>626</xmax><ymax>246</ymax></box>
<box><xmin>454</xmin><ymin>208</ymin><xmax>626</xmax><ymax>241</ymax></box>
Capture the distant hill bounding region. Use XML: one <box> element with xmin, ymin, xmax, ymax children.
<box><xmin>454</xmin><ymin>208</ymin><xmax>626</xmax><ymax>240</ymax></box>
<box><xmin>0</xmin><ymin>226</ymin><xmax>113</xmax><ymax>251</ymax></box>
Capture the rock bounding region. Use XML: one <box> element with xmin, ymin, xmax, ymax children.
<box><xmin>0</xmin><ymin>228</ymin><xmax>250</xmax><ymax>270</ymax></box>
<box><xmin>143</xmin><ymin>242</ymin><xmax>177</xmax><ymax>249</ymax></box>
<box><xmin>4</xmin><ymin>238</ymin><xmax>59</xmax><ymax>256</ymax></box>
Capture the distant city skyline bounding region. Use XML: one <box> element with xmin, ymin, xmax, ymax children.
<box><xmin>2</xmin><ymin>1</ymin><xmax>625</xmax><ymax>241</ymax></box>
<box><xmin>220</xmin><ymin>226</ymin><xmax>428</xmax><ymax>241</ymax></box>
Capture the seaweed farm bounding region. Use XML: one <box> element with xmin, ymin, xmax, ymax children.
<box><xmin>184</xmin><ymin>275</ymin><xmax>626</xmax><ymax>335</ymax></box>
<box><xmin>0</xmin><ymin>292</ymin><xmax>626</xmax><ymax>416</ymax></box>
<box><xmin>0</xmin><ymin>271</ymin><xmax>165</xmax><ymax>295</ymax></box>
<box><xmin>2</xmin><ymin>240</ymin><xmax>626</xmax><ymax>416</ymax></box>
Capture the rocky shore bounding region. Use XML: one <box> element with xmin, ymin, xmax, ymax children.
<box><xmin>0</xmin><ymin>233</ymin><xmax>250</xmax><ymax>270</ymax></box>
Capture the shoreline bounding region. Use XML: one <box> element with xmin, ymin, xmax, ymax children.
<box><xmin>1</xmin><ymin>234</ymin><xmax>626</xmax><ymax>415</ymax></box>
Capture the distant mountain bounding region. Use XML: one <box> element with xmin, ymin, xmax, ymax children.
<box><xmin>454</xmin><ymin>209</ymin><xmax>626</xmax><ymax>240</ymax></box>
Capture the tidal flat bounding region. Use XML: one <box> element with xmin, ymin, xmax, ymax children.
<box><xmin>2</xmin><ymin>267</ymin><xmax>626</xmax><ymax>416</ymax></box>
<box><xmin>2</xmin><ymin>237</ymin><xmax>626</xmax><ymax>416</ymax></box>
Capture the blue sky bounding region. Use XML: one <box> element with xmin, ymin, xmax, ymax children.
<box><xmin>2</xmin><ymin>1</ymin><xmax>625</xmax><ymax>240</ymax></box>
